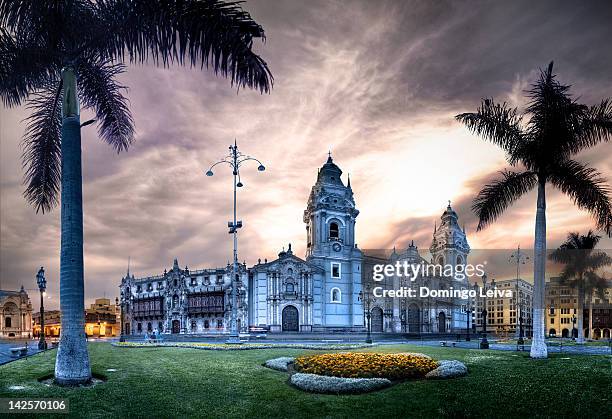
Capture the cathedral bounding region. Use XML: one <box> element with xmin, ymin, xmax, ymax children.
<box><xmin>119</xmin><ymin>155</ymin><xmax>470</xmax><ymax>336</ymax></box>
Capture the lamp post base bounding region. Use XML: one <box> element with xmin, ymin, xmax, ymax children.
<box><xmin>479</xmin><ymin>334</ymin><xmax>489</xmax><ymax>349</ymax></box>
<box><xmin>517</xmin><ymin>336</ymin><xmax>524</xmax><ymax>345</ymax></box>
<box><xmin>119</xmin><ymin>335</ymin><xmax>125</xmax><ymax>343</ymax></box>
<box><xmin>226</xmin><ymin>335</ymin><xmax>242</xmax><ymax>344</ymax></box>
<box><xmin>38</xmin><ymin>339</ymin><xmax>47</xmax><ymax>350</ymax></box>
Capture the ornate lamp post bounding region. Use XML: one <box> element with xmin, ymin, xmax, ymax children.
<box><xmin>205</xmin><ymin>140</ymin><xmax>265</xmax><ymax>344</ymax></box>
<box><xmin>36</xmin><ymin>267</ymin><xmax>47</xmax><ymax>350</ymax></box>
<box><xmin>571</xmin><ymin>314</ymin><xmax>576</xmax><ymax>340</ymax></box>
<box><xmin>480</xmin><ymin>273</ymin><xmax>490</xmax><ymax>349</ymax></box>
<box><xmin>358</xmin><ymin>282</ymin><xmax>376</xmax><ymax>344</ymax></box>
<box><xmin>466</xmin><ymin>286</ymin><xmax>472</xmax><ymax>342</ymax></box>
<box><xmin>509</xmin><ymin>245</ymin><xmax>529</xmax><ymax>344</ymax></box>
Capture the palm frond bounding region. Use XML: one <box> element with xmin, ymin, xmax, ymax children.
<box><xmin>21</xmin><ymin>80</ymin><xmax>62</xmax><ymax>213</ymax></box>
<box><xmin>472</xmin><ymin>170</ymin><xmax>537</xmax><ymax>231</ymax></box>
<box><xmin>455</xmin><ymin>98</ymin><xmax>523</xmax><ymax>158</ymax></box>
<box><xmin>572</xmin><ymin>99</ymin><xmax>612</xmax><ymax>153</ymax></box>
<box><xmin>95</xmin><ymin>0</ymin><xmax>273</xmax><ymax>93</ymax></box>
<box><xmin>77</xmin><ymin>59</ymin><xmax>134</xmax><ymax>152</ymax></box>
<box><xmin>0</xmin><ymin>27</ymin><xmax>58</xmax><ymax>106</ymax></box>
<box><xmin>548</xmin><ymin>160</ymin><xmax>612</xmax><ymax>236</ymax></box>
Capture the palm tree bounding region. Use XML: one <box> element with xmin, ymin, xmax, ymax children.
<box><xmin>549</xmin><ymin>231</ymin><xmax>611</xmax><ymax>343</ymax></box>
<box><xmin>1</xmin><ymin>0</ymin><xmax>272</xmax><ymax>385</ymax></box>
<box><xmin>456</xmin><ymin>62</ymin><xmax>612</xmax><ymax>358</ymax></box>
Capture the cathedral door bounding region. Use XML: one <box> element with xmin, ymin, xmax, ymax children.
<box><xmin>172</xmin><ymin>320</ymin><xmax>180</xmax><ymax>334</ymax></box>
<box><xmin>438</xmin><ymin>312</ymin><xmax>446</xmax><ymax>333</ymax></box>
<box><xmin>282</xmin><ymin>305</ymin><xmax>299</xmax><ymax>332</ymax></box>
<box><xmin>408</xmin><ymin>304</ymin><xmax>420</xmax><ymax>333</ymax></box>
<box><xmin>371</xmin><ymin>307</ymin><xmax>383</xmax><ymax>332</ymax></box>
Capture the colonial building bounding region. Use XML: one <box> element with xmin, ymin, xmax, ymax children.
<box><xmin>250</xmin><ymin>155</ymin><xmax>363</xmax><ymax>332</ymax></box>
<box><xmin>545</xmin><ymin>276</ymin><xmax>611</xmax><ymax>339</ymax></box>
<box><xmin>363</xmin><ymin>204</ymin><xmax>472</xmax><ymax>335</ymax></box>
<box><xmin>33</xmin><ymin>298</ymin><xmax>121</xmax><ymax>338</ymax></box>
<box><xmin>120</xmin><ymin>259</ymin><xmax>248</xmax><ymax>335</ymax></box>
<box><xmin>0</xmin><ymin>287</ymin><xmax>33</xmax><ymax>338</ymax></box>
<box><xmin>119</xmin><ymin>155</ymin><xmax>474</xmax><ymax>336</ymax></box>
<box><xmin>475</xmin><ymin>278</ymin><xmax>534</xmax><ymax>338</ymax></box>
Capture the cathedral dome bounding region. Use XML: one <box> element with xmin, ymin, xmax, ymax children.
<box><xmin>317</xmin><ymin>153</ymin><xmax>344</xmax><ymax>186</ymax></box>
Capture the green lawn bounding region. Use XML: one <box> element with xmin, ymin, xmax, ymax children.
<box><xmin>1</xmin><ymin>343</ymin><xmax>610</xmax><ymax>418</ymax></box>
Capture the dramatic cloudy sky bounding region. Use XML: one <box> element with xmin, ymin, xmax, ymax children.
<box><xmin>1</xmin><ymin>0</ymin><xmax>611</xmax><ymax>309</ymax></box>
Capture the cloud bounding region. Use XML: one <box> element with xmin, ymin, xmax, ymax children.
<box><xmin>1</xmin><ymin>0</ymin><xmax>611</xmax><ymax>309</ymax></box>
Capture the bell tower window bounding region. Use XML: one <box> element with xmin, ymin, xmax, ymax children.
<box><xmin>329</xmin><ymin>222</ymin><xmax>339</xmax><ymax>240</ymax></box>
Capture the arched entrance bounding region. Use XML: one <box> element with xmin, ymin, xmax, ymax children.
<box><xmin>407</xmin><ymin>304</ymin><xmax>420</xmax><ymax>333</ymax></box>
<box><xmin>593</xmin><ymin>328</ymin><xmax>601</xmax><ymax>339</ymax></box>
<box><xmin>282</xmin><ymin>305</ymin><xmax>299</xmax><ymax>332</ymax></box>
<box><xmin>438</xmin><ymin>312</ymin><xmax>446</xmax><ymax>333</ymax></box>
<box><xmin>371</xmin><ymin>307</ymin><xmax>383</xmax><ymax>332</ymax></box>
<box><xmin>561</xmin><ymin>328</ymin><xmax>569</xmax><ymax>338</ymax></box>
<box><xmin>604</xmin><ymin>329</ymin><xmax>610</xmax><ymax>339</ymax></box>
<box><xmin>171</xmin><ymin>320</ymin><xmax>180</xmax><ymax>334</ymax></box>
<box><xmin>549</xmin><ymin>328</ymin><xmax>556</xmax><ymax>337</ymax></box>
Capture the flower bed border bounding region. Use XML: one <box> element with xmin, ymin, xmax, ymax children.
<box><xmin>112</xmin><ymin>342</ymin><xmax>376</xmax><ymax>351</ymax></box>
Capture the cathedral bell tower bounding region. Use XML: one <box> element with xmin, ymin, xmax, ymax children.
<box><xmin>303</xmin><ymin>153</ymin><xmax>363</xmax><ymax>330</ymax></box>
<box><xmin>430</xmin><ymin>202</ymin><xmax>470</xmax><ymax>270</ymax></box>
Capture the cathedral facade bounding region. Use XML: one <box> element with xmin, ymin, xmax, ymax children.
<box><xmin>120</xmin><ymin>155</ymin><xmax>470</xmax><ymax>336</ymax></box>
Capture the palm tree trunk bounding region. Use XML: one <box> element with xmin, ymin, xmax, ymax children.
<box><xmin>54</xmin><ymin>67</ymin><xmax>91</xmax><ymax>385</ymax></box>
<box><xmin>588</xmin><ymin>290</ymin><xmax>593</xmax><ymax>340</ymax></box>
<box><xmin>530</xmin><ymin>179</ymin><xmax>548</xmax><ymax>358</ymax></box>
<box><xmin>576</xmin><ymin>282</ymin><xmax>585</xmax><ymax>344</ymax></box>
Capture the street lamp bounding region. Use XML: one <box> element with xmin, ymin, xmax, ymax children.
<box><xmin>480</xmin><ymin>273</ymin><xmax>490</xmax><ymax>349</ymax></box>
<box><xmin>205</xmin><ymin>140</ymin><xmax>265</xmax><ymax>344</ymax></box>
<box><xmin>571</xmin><ymin>314</ymin><xmax>576</xmax><ymax>340</ymax></box>
<box><xmin>358</xmin><ymin>282</ymin><xmax>376</xmax><ymax>344</ymax></box>
<box><xmin>36</xmin><ymin>267</ymin><xmax>47</xmax><ymax>350</ymax></box>
<box><xmin>509</xmin><ymin>245</ymin><xmax>529</xmax><ymax>345</ymax></box>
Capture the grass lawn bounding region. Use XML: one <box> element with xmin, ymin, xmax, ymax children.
<box><xmin>1</xmin><ymin>343</ymin><xmax>610</xmax><ymax>418</ymax></box>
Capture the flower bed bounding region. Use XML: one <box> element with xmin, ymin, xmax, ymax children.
<box><xmin>425</xmin><ymin>360</ymin><xmax>468</xmax><ymax>379</ymax></box>
<box><xmin>112</xmin><ymin>342</ymin><xmax>375</xmax><ymax>351</ymax></box>
<box><xmin>294</xmin><ymin>352</ymin><xmax>439</xmax><ymax>379</ymax></box>
<box><xmin>263</xmin><ymin>357</ymin><xmax>294</xmax><ymax>371</ymax></box>
<box><xmin>290</xmin><ymin>373</ymin><xmax>392</xmax><ymax>394</ymax></box>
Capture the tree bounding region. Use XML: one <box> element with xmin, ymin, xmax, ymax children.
<box><xmin>0</xmin><ymin>0</ymin><xmax>272</xmax><ymax>385</ymax></box>
<box><xmin>549</xmin><ymin>231</ymin><xmax>612</xmax><ymax>343</ymax></box>
<box><xmin>456</xmin><ymin>62</ymin><xmax>612</xmax><ymax>358</ymax></box>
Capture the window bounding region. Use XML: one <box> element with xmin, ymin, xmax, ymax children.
<box><xmin>173</xmin><ymin>295</ymin><xmax>179</xmax><ymax>308</ymax></box>
<box><xmin>285</xmin><ymin>283</ymin><xmax>295</xmax><ymax>293</ymax></box>
<box><xmin>204</xmin><ymin>320</ymin><xmax>210</xmax><ymax>329</ymax></box>
<box><xmin>329</xmin><ymin>222</ymin><xmax>339</xmax><ymax>239</ymax></box>
<box><xmin>217</xmin><ymin>319</ymin><xmax>223</xmax><ymax>329</ymax></box>
<box><xmin>158</xmin><ymin>322</ymin><xmax>163</xmax><ymax>332</ymax></box>
<box><xmin>331</xmin><ymin>287</ymin><xmax>341</xmax><ymax>303</ymax></box>
<box><xmin>331</xmin><ymin>262</ymin><xmax>341</xmax><ymax>279</ymax></box>
<box><xmin>147</xmin><ymin>322</ymin><xmax>152</xmax><ymax>332</ymax></box>
<box><xmin>5</xmin><ymin>317</ymin><xmax>11</xmax><ymax>328</ymax></box>
<box><xmin>191</xmin><ymin>320</ymin><xmax>196</xmax><ymax>331</ymax></box>
<box><xmin>137</xmin><ymin>323</ymin><xmax>142</xmax><ymax>332</ymax></box>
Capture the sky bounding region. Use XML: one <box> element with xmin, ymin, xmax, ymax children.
<box><xmin>1</xmin><ymin>0</ymin><xmax>611</xmax><ymax>310</ymax></box>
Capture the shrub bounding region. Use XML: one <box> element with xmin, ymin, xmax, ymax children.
<box><xmin>294</xmin><ymin>352</ymin><xmax>438</xmax><ymax>380</ymax></box>
<box><xmin>425</xmin><ymin>360</ymin><xmax>468</xmax><ymax>379</ymax></box>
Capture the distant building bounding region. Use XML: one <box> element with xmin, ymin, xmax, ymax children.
<box><xmin>0</xmin><ymin>286</ymin><xmax>33</xmax><ymax>338</ymax></box>
<box><xmin>33</xmin><ymin>298</ymin><xmax>120</xmax><ymax>338</ymax></box>
<box><xmin>119</xmin><ymin>155</ymin><xmax>476</xmax><ymax>336</ymax></box>
<box><xmin>475</xmin><ymin>278</ymin><xmax>533</xmax><ymax>338</ymax></box>
<box><xmin>545</xmin><ymin>277</ymin><xmax>612</xmax><ymax>339</ymax></box>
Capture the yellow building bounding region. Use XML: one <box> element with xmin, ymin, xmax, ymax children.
<box><xmin>545</xmin><ymin>277</ymin><xmax>612</xmax><ymax>339</ymax></box>
<box><xmin>33</xmin><ymin>298</ymin><xmax>120</xmax><ymax>338</ymax></box>
<box><xmin>475</xmin><ymin>278</ymin><xmax>533</xmax><ymax>338</ymax></box>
